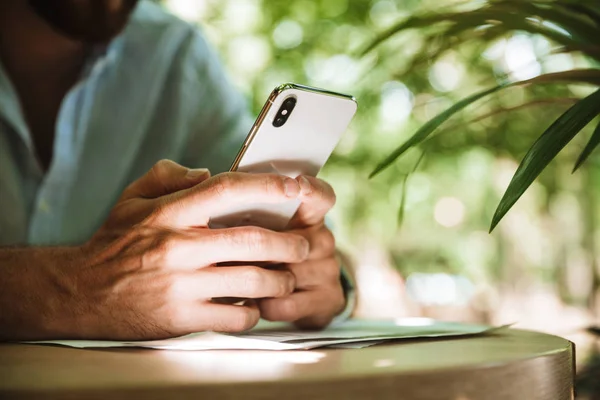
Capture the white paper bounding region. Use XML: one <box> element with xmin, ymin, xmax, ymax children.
<box><xmin>22</xmin><ymin>318</ymin><xmax>501</xmax><ymax>351</ymax></box>
<box><xmin>327</xmin><ymin>340</ymin><xmax>384</xmax><ymax>349</ymax></box>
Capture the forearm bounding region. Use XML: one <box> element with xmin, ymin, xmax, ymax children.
<box><xmin>0</xmin><ymin>246</ymin><xmax>79</xmax><ymax>341</ymax></box>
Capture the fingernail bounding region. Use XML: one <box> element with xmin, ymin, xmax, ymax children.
<box><xmin>298</xmin><ymin>176</ymin><xmax>312</xmax><ymax>195</ymax></box>
<box><xmin>284</xmin><ymin>178</ymin><xmax>300</xmax><ymax>197</ymax></box>
<box><xmin>186</xmin><ymin>168</ymin><xmax>209</xmax><ymax>179</ymax></box>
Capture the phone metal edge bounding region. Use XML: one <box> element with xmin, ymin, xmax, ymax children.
<box><xmin>229</xmin><ymin>83</ymin><xmax>357</xmax><ymax>172</ymax></box>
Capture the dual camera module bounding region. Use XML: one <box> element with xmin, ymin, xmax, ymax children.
<box><xmin>273</xmin><ymin>96</ymin><xmax>297</xmax><ymax>127</ymax></box>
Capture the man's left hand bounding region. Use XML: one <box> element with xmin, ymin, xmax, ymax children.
<box><xmin>257</xmin><ymin>176</ymin><xmax>346</xmax><ymax>329</ymax></box>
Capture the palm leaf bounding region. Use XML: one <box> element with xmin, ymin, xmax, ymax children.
<box><xmin>502</xmin><ymin>1</ymin><xmax>599</xmax><ymax>44</ymax></box>
<box><xmin>397</xmin><ymin>151</ymin><xmax>426</xmax><ymax>225</ymax></box>
<box><xmin>490</xmin><ymin>88</ymin><xmax>600</xmax><ymax>232</ymax></box>
<box><xmin>362</xmin><ymin>4</ymin><xmax>573</xmax><ymax>54</ymax></box>
<box><xmin>369</xmin><ymin>85</ymin><xmax>505</xmax><ymax>178</ymax></box>
<box><xmin>359</xmin><ymin>11</ymin><xmax>464</xmax><ymax>56</ymax></box>
<box><xmin>573</xmin><ymin>119</ymin><xmax>600</xmax><ymax>172</ymax></box>
<box><xmin>362</xmin><ymin>1</ymin><xmax>600</xmax><ymax>61</ymax></box>
<box><xmin>440</xmin><ymin>97</ymin><xmax>580</xmax><ymax>134</ymax></box>
<box><xmin>370</xmin><ymin>69</ymin><xmax>600</xmax><ymax>178</ymax></box>
<box><xmin>564</xmin><ymin>4</ymin><xmax>600</xmax><ymax>27</ymax></box>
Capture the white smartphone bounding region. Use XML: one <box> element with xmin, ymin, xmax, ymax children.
<box><xmin>209</xmin><ymin>83</ymin><xmax>357</xmax><ymax>231</ymax></box>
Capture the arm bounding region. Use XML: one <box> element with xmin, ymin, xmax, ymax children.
<box><xmin>0</xmin><ymin>246</ymin><xmax>82</xmax><ymax>340</ymax></box>
<box><xmin>0</xmin><ymin>161</ymin><xmax>312</xmax><ymax>341</ymax></box>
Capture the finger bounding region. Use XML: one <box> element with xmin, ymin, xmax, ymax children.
<box><xmin>155</xmin><ymin>172</ymin><xmax>301</xmax><ymax>228</ymax></box>
<box><xmin>121</xmin><ymin>159</ymin><xmax>210</xmax><ymax>201</ymax></box>
<box><xmin>184</xmin><ymin>266</ymin><xmax>296</xmax><ymax>299</ymax></box>
<box><xmin>177</xmin><ymin>302</ymin><xmax>260</xmax><ymax>333</ymax></box>
<box><xmin>286</xmin><ymin>258</ymin><xmax>340</xmax><ymax>290</ymax></box>
<box><xmin>289</xmin><ymin>225</ymin><xmax>336</xmax><ymax>260</ymax></box>
<box><xmin>202</xmin><ymin>227</ymin><xmax>309</xmax><ymax>265</ymax></box>
<box><xmin>288</xmin><ymin>176</ymin><xmax>336</xmax><ymax>229</ymax></box>
<box><xmin>141</xmin><ymin>227</ymin><xmax>309</xmax><ymax>269</ymax></box>
<box><xmin>258</xmin><ymin>288</ymin><xmax>345</xmax><ymax>326</ymax></box>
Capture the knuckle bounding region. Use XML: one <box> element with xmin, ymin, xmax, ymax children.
<box><xmin>270</xmin><ymin>271</ymin><xmax>294</xmax><ymax>298</ymax></box>
<box><xmin>323</xmin><ymin>258</ymin><xmax>341</xmax><ymax>281</ymax></box>
<box><xmin>319</xmin><ymin>180</ymin><xmax>336</xmax><ymax>206</ymax></box>
<box><xmin>153</xmin><ymin>159</ymin><xmax>173</xmax><ymax>172</ymax></box>
<box><xmin>239</xmin><ymin>227</ymin><xmax>269</xmax><ymax>252</ymax></box>
<box><xmin>145</xmin><ymin>199</ymin><xmax>172</xmax><ymax>226</ymax></box>
<box><xmin>292</xmin><ymin>236</ymin><xmax>309</xmax><ymax>261</ymax></box>
<box><xmin>139</xmin><ymin>244</ymin><xmax>162</xmax><ymax>269</ymax></box>
<box><xmin>319</xmin><ymin>228</ymin><xmax>336</xmax><ymax>254</ymax></box>
<box><xmin>150</xmin><ymin>159</ymin><xmax>174</xmax><ymax>181</ymax></box>
<box><xmin>144</xmin><ymin>233</ymin><xmax>177</xmax><ymax>267</ymax></box>
<box><xmin>155</xmin><ymin>234</ymin><xmax>175</xmax><ymax>257</ymax></box>
<box><xmin>211</xmin><ymin>173</ymin><xmax>235</xmax><ymax>198</ymax></box>
<box><xmin>264</xmin><ymin>175</ymin><xmax>285</xmax><ymax>196</ymax></box>
<box><xmin>327</xmin><ymin>187</ymin><xmax>337</xmax><ymax>208</ymax></box>
<box><xmin>241</xmin><ymin>267</ymin><xmax>266</xmax><ymax>293</ymax></box>
<box><xmin>279</xmin><ymin>271</ymin><xmax>295</xmax><ymax>296</ymax></box>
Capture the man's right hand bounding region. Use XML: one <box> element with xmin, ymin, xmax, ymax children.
<box><xmin>0</xmin><ymin>160</ymin><xmax>309</xmax><ymax>341</ymax></box>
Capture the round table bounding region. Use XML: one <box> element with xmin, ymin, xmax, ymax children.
<box><xmin>0</xmin><ymin>329</ymin><xmax>574</xmax><ymax>400</ymax></box>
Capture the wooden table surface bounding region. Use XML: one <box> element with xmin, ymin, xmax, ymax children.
<box><xmin>0</xmin><ymin>329</ymin><xmax>574</xmax><ymax>400</ymax></box>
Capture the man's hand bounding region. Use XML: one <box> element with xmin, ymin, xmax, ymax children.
<box><xmin>257</xmin><ymin>176</ymin><xmax>346</xmax><ymax>329</ymax></box>
<box><xmin>0</xmin><ymin>160</ymin><xmax>310</xmax><ymax>341</ymax></box>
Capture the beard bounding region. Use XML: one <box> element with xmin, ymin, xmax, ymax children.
<box><xmin>27</xmin><ymin>0</ymin><xmax>140</xmax><ymax>43</ymax></box>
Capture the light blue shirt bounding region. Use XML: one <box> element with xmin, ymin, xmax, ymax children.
<box><xmin>0</xmin><ymin>1</ymin><xmax>251</xmax><ymax>246</ymax></box>
<box><xmin>0</xmin><ymin>2</ymin><xmax>356</xmax><ymax>320</ymax></box>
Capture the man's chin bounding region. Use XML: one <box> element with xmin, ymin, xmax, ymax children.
<box><xmin>28</xmin><ymin>0</ymin><xmax>139</xmax><ymax>43</ymax></box>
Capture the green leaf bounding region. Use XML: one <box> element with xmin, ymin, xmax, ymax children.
<box><xmin>370</xmin><ymin>69</ymin><xmax>600</xmax><ymax>179</ymax></box>
<box><xmin>359</xmin><ymin>12</ymin><xmax>458</xmax><ymax>56</ymax></box>
<box><xmin>397</xmin><ymin>174</ymin><xmax>409</xmax><ymax>226</ymax></box>
<box><xmin>573</xmin><ymin>119</ymin><xmax>600</xmax><ymax>172</ymax></box>
<box><xmin>361</xmin><ymin>0</ymin><xmax>600</xmax><ymax>62</ymax></box>
<box><xmin>501</xmin><ymin>0</ymin><xmax>600</xmax><ymax>45</ymax></box>
<box><xmin>522</xmin><ymin>68</ymin><xmax>600</xmax><ymax>86</ymax></box>
<box><xmin>397</xmin><ymin>151</ymin><xmax>426</xmax><ymax>226</ymax></box>
<box><xmin>361</xmin><ymin>2</ymin><xmax>584</xmax><ymax>56</ymax></box>
<box><xmin>440</xmin><ymin>97</ymin><xmax>579</xmax><ymax>134</ymax></box>
<box><xmin>369</xmin><ymin>84</ymin><xmax>506</xmax><ymax>178</ymax></box>
<box><xmin>490</xmin><ymin>89</ymin><xmax>600</xmax><ymax>232</ymax></box>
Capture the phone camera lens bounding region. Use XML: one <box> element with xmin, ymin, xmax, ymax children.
<box><xmin>273</xmin><ymin>96</ymin><xmax>297</xmax><ymax>128</ymax></box>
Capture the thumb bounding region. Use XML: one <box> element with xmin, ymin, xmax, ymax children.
<box><xmin>121</xmin><ymin>159</ymin><xmax>211</xmax><ymax>201</ymax></box>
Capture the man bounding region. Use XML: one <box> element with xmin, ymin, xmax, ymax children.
<box><xmin>0</xmin><ymin>0</ymin><xmax>353</xmax><ymax>340</ymax></box>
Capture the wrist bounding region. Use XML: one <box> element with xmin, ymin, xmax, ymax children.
<box><xmin>0</xmin><ymin>246</ymin><xmax>85</xmax><ymax>340</ymax></box>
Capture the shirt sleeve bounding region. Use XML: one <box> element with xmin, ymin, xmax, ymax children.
<box><xmin>180</xmin><ymin>28</ymin><xmax>253</xmax><ymax>174</ymax></box>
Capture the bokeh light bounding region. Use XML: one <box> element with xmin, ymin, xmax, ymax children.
<box><xmin>434</xmin><ymin>197</ymin><xmax>466</xmax><ymax>228</ymax></box>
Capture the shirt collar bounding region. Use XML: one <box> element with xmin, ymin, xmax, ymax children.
<box><xmin>0</xmin><ymin>33</ymin><xmax>125</xmax><ymax>150</ymax></box>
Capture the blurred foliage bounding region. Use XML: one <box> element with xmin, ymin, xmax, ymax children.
<box><xmin>364</xmin><ymin>0</ymin><xmax>600</xmax><ymax>232</ymax></box>
<box><xmin>163</xmin><ymin>0</ymin><xmax>600</xmax><ymax>320</ymax></box>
